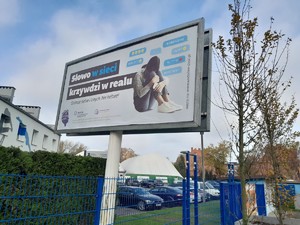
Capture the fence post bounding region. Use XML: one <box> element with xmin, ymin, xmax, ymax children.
<box><xmin>193</xmin><ymin>154</ymin><xmax>199</xmax><ymax>225</ymax></box>
<box><xmin>186</xmin><ymin>151</ymin><xmax>191</xmax><ymax>225</ymax></box>
<box><xmin>220</xmin><ymin>182</ymin><xmax>226</xmax><ymax>225</ymax></box>
<box><xmin>228</xmin><ymin>163</ymin><xmax>235</xmax><ymax>225</ymax></box>
<box><xmin>94</xmin><ymin>177</ymin><xmax>104</xmax><ymax>225</ymax></box>
<box><xmin>181</xmin><ymin>151</ymin><xmax>191</xmax><ymax>225</ymax></box>
<box><xmin>182</xmin><ymin>179</ymin><xmax>187</xmax><ymax>225</ymax></box>
<box><xmin>255</xmin><ymin>184</ymin><xmax>266</xmax><ymax>216</ymax></box>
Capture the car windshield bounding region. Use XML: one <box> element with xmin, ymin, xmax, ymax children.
<box><xmin>134</xmin><ymin>188</ymin><xmax>149</xmax><ymax>195</ymax></box>
<box><xmin>198</xmin><ymin>182</ymin><xmax>210</xmax><ymax>189</ymax></box>
<box><xmin>209</xmin><ymin>181</ymin><xmax>219</xmax><ymax>185</ymax></box>
<box><xmin>206</xmin><ymin>183</ymin><xmax>214</xmax><ymax>189</ymax></box>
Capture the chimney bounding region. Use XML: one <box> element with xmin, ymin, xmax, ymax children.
<box><xmin>17</xmin><ymin>105</ymin><xmax>41</xmax><ymax>120</ymax></box>
<box><xmin>0</xmin><ymin>86</ymin><xmax>15</xmax><ymax>103</ymax></box>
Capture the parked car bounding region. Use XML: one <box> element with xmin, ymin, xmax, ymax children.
<box><xmin>149</xmin><ymin>186</ymin><xmax>183</xmax><ymax>207</ymax></box>
<box><xmin>198</xmin><ymin>189</ymin><xmax>211</xmax><ymax>202</ymax></box>
<box><xmin>172</xmin><ymin>181</ymin><xmax>212</xmax><ymax>203</ymax></box>
<box><xmin>206</xmin><ymin>180</ymin><xmax>220</xmax><ymax>190</ymax></box>
<box><xmin>140</xmin><ymin>179</ymin><xmax>164</xmax><ymax>188</ymax></box>
<box><xmin>125</xmin><ymin>178</ymin><xmax>140</xmax><ymax>187</ymax></box>
<box><xmin>117</xmin><ymin>181</ymin><xmax>125</xmax><ymax>187</ymax></box>
<box><xmin>116</xmin><ymin>186</ymin><xmax>163</xmax><ymax>211</ymax></box>
<box><xmin>176</xmin><ymin>187</ymin><xmax>202</xmax><ymax>203</ymax></box>
<box><xmin>198</xmin><ymin>181</ymin><xmax>220</xmax><ymax>199</ymax></box>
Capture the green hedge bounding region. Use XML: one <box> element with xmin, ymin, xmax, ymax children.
<box><xmin>0</xmin><ymin>146</ymin><xmax>106</xmax><ymax>176</ymax></box>
<box><xmin>0</xmin><ymin>146</ymin><xmax>106</xmax><ymax>223</ymax></box>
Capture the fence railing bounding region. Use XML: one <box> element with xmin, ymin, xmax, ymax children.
<box><xmin>1</xmin><ymin>174</ymin><xmax>222</xmax><ymax>224</ymax></box>
<box><xmin>0</xmin><ymin>174</ymin><xmax>103</xmax><ymax>224</ymax></box>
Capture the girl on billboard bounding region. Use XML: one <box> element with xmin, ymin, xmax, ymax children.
<box><xmin>133</xmin><ymin>56</ymin><xmax>182</xmax><ymax>113</ymax></box>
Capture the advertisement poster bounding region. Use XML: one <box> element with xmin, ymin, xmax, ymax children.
<box><xmin>56</xmin><ymin>24</ymin><xmax>202</xmax><ymax>133</ymax></box>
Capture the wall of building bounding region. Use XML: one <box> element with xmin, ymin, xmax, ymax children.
<box><xmin>124</xmin><ymin>174</ymin><xmax>182</xmax><ymax>185</ymax></box>
<box><xmin>0</xmin><ymin>99</ymin><xmax>60</xmax><ymax>152</ymax></box>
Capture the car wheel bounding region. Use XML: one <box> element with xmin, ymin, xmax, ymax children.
<box><xmin>137</xmin><ymin>201</ymin><xmax>146</xmax><ymax>211</ymax></box>
<box><xmin>206</xmin><ymin>194</ymin><xmax>211</xmax><ymax>201</ymax></box>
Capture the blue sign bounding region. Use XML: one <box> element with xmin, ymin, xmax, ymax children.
<box><xmin>163</xmin><ymin>35</ymin><xmax>188</xmax><ymax>48</ymax></box>
<box><xmin>164</xmin><ymin>56</ymin><xmax>185</xmax><ymax>67</ymax></box>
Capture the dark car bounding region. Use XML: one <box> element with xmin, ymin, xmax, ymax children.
<box><xmin>140</xmin><ymin>179</ymin><xmax>164</xmax><ymax>188</ymax></box>
<box><xmin>149</xmin><ymin>186</ymin><xmax>183</xmax><ymax>207</ymax></box>
<box><xmin>117</xmin><ymin>186</ymin><xmax>163</xmax><ymax>211</ymax></box>
<box><xmin>125</xmin><ymin>178</ymin><xmax>140</xmax><ymax>187</ymax></box>
<box><xmin>176</xmin><ymin>187</ymin><xmax>203</xmax><ymax>203</ymax></box>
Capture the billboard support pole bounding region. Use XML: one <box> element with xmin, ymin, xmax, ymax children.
<box><xmin>99</xmin><ymin>131</ymin><xmax>123</xmax><ymax>225</ymax></box>
<box><xmin>200</xmin><ymin>131</ymin><xmax>206</xmax><ymax>202</ymax></box>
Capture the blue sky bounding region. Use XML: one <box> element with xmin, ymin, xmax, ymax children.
<box><xmin>1</xmin><ymin>0</ymin><xmax>299</xmax><ymax>161</ymax></box>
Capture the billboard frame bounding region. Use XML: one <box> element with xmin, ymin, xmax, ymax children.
<box><xmin>55</xmin><ymin>18</ymin><xmax>211</xmax><ymax>135</ymax></box>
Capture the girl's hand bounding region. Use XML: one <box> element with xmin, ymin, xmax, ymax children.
<box><xmin>151</xmin><ymin>75</ymin><xmax>159</xmax><ymax>84</ymax></box>
<box><xmin>154</xmin><ymin>81</ymin><xmax>166</xmax><ymax>92</ymax></box>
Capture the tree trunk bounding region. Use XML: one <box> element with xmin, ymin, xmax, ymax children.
<box><xmin>239</xmin><ymin>141</ymin><xmax>248</xmax><ymax>225</ymax></box>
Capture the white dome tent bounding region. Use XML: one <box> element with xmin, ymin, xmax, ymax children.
<box><xmin>120</xmin><ymin>153</ymin><xmax>182</xmax><ymax>184</ymax></box>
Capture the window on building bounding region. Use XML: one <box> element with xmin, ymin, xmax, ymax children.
<box><xmin>42</xmin><ymin>135</ymin><xmax>48</xmax><ymax>149</ymax></box>
<box><xmin>31</xmin><ymin>130</ymin><xmax>39</xmax><ymax>146</ymax></box>
<box><xmin>52</xmin><ymin>139</ymin><xmax>57</xmax><ymax>151</ymax></box>
<box><xmin>17</xmin><ymin>123</ymin><xmax>26</xmax><ymax>142</ymax></box>
<box><xmin>0</xmin><ymin>111</ymin><xmax>11</xmax><ymax>133</ymax></box>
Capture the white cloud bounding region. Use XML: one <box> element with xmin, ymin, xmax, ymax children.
<box><xmin>7</xmin><ymin>8</ymin><xmax>120</xmax><ymax>123</ymax></box>
<box><xmin>252</xmin><ymin>0</ymin><xmax>300</xmax><ymax>35</ymax></box>
<box><xmin>0</xmin><ymin>0</ymin><xmax>20</xmax><ymax>27</ymax></box>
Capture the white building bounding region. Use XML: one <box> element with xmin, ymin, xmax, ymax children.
<box><xmin>76</xmin><ymin>149</ymin><xmax>108</xmax><ymax>158</ymax></box>
<box><xmin>120</xmin><ymin>153</ymin><xmax>182</xmax><ymax>184</ymax></box>
<box><xmin>0</xmin><ymin>86</ymin><xmax>60</xmax><ymax>152</ymax></box>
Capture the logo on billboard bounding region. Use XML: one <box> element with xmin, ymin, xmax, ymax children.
<box><xmin>61</xmin><ymin>110</ymin><xmax>69</xmax><ymax>126</ymax></box>
<box><xmin>74</xmin><ymin>111</ymin><xmax>88</xmax><ymax>118</ymax></box>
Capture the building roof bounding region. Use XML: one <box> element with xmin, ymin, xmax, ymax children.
<box><xmin>120</xmin><ymin>153</ymin><xmax>182</xmax><ymax>177</ymax></box>
<box><xmin>0</xmin><ymin>95</ymin><xmax>58</xmax><ymax>133</ymax></box>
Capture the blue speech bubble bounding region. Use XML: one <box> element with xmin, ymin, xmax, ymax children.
<box><xmin>127</xmin><ymin>58</ymin><xmax>144</xmax><ymax>67</ymax></box>
<box><xmin>150</xmin><ymin>47</ymin><xmax>162</xmax><ymax>55</ymax></box>
<box><xmin>129</xmin><ymin>48</ymin><xmax>146</xmax><ymax>57</ymax></box>
<box><xmin>172</xmin><ymin>44</ymin><xmax>190</xmax><ymax>55</ymax></box>
<box><xmin>164</xmin><ymin>56</ymin><xmax>186</xmax><ymax>67</ymax></box>
<box><xmin>162</xmin><ymin>67</ymin><xmax>182</xmax><ymax>76</ymax></box>
<box><xmin>163</xmin><ymin>35</ymin><xmax>188</xmax><ymax>48</ymax></box>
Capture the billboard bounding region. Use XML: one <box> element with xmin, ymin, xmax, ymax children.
<box><xmin>55</xmin><ymin>18</ymin><xmax>211</xmax><ymax>135</ymax></box>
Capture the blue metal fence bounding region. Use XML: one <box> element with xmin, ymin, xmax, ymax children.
<box><xmin>0</xmin><ymin>174</ymin><xmax>103</xmax><ymax>224</ymax></box>
<box><xmin>180</xmin><ymin>151</ymin><xmax>221</xmax><ymax>225</ymax></box>
<box><xmin>220</xmin><ymin>182</ymin><xmax>242</xmax><ymax>225</ymax></box>
<box><xmin>1</xmin><ymin>174</ymin><xmax>221</xmax><ymax>224</ymax></box>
